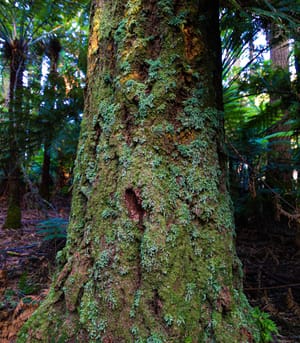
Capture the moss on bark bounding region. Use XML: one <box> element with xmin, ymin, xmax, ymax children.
<box><xmin>18</xmin><ymin>1</ymin><xmax>261</xmax><ymax>342</ymax></box>
<box><xmin>3</xmin><ymin>203</ymin><xmax>21</xmax><ymax>229</ymax></box>
<box><xmin>3</xmin><ymin>173</ymin><xmax>22</xmax><ymax>229</ymax></box>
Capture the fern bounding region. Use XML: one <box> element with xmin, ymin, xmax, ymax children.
<box><xmin>252</xmin><ymin>307</ymin><xmax>278</xmax><ymax>343</ymax></box>
<box><xmin>37</xmin><ymin>217</ymin><xmax>68</xmax><ymax>241</ymax></box>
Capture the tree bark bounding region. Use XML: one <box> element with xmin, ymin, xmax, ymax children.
<box><xmin>39</xmin><ymin>142</ymin><xmax>52</xmax><ymax>201</ymax></box>
<box><xmin>266</xmin><ymin>27</ymin><xmax>292</xmax><ymax>192</ymax></box>
<box><xmin>3</xmin><ymin>40</ymin><xmax>26</xmax><ymax>229</ymax></box>
<box><xmin>18</xmin><ymin>1</ymin><xmax>260</xmax><ymax>342</ymax></box>
<box><xmin>3</xmin><ymin>165</ymin><xmax>22</xmax><ymax>229</ymax></box>
<box><xmin>270</xmin><ymin>39</ymin><xmax>289</xmax><ymax>71</ymax></box>
<box><xmin>39</xmin><ymin>38</ymin><xmax>62</xmax><ymax>201</ymax></box>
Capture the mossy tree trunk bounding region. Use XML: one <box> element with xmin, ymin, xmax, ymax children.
<box><xmin>3</xmin><ymin>164</ymin><xmax>22</xmax><ymax>229</ymax></box>
<box><xmin>19</xmin><ymin>1</ymin><xmax>261</xmax><ymax>342</ymax></box>
<box><xmin>3</xmin><ymin>40</ymin><xmax>26</xmax><ymax>229</ymax></box>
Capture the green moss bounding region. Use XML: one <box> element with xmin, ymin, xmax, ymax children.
<box><xmin>78</xmin><ymin>280</ymin><xmax>115</xmax><ymax>342</ymax></box>
<box><xmin>98</xmin><ymin>100</ymin><xmax>121</xmax><ymax>136</ymax></box>
<box><xmin>157</xmin><ymin>0</ymin><xmax>174</xmax><ymax>16</ymax></box>
<box><xmin>18</xmin><ymin>0</ymin><xmax>262</xmax><ymax>341</ymax></box>
<box><xmin>3</xmin><ymin>204</ymin><xmax>21</xmax><ymax>229</ymax></box>
<box><xmin>146</xmin><ymin>58</ymin><xmax>163</xmax><ymax>81</ymax></box>
<box><xmin>169</xmin><ymin>10</ymin><xmax>188</xmax><ymax>27</ymax></box>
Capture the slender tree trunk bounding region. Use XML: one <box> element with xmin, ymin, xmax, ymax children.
<box><xmin>19</xmin><ymin>1</ymin><xmax>260</xmax><ymax>342</ymax></box>
<box><xmin>39</xmin><ymin>142</ymin><xmax>51</xmax><ymax>201</ymax></box>
<box><xmin>3</xmin><ymin>42</ymin><xmax>26</xmax><ymax>229</ymax></box>
<box><xmin>266</xmin><ymin>28</ymin><xmax>292</xmax><ymax>192</ymax></box>
<box><xmin>294</xmin><ymin>40</ymin><xmax>300</xmax><ymax>92</ymax></box>
<box><xmin>39</xmin><ymin>38</ymin><xmax>61</xmax><ymax>201</ymax></box>
<box><xmin>270</xmin><ymin>39</ymin><xmax>289</xmax><ymax>70</ymax></box>
<box><xmin>3</xmin><ymin>164</ymin><xmax>22</xmax><ymax>229</ymax></box>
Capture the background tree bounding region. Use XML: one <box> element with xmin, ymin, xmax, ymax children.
<box><xmin>38</xmin><ymin>37</ymin><xmax>63</xmax><ymax>201</ymax></box>
<box><xmin>222</xmin><ymin>0</ymin><xmax>300</xmax><ymax>225</ymax></box>
<box><xmin>0</xmin><ymin>0</ymin><xmax>30</xmax><ymax>228</ymax></box>
<box><xmin>0</xmin><ymin>0</ymin><xmax>87</xmax><ymax>227</ymax></box>
<box><xmin>37</xmin><ymin>8</ymin><xmax>89</xmax><ymax>199</ymax></box>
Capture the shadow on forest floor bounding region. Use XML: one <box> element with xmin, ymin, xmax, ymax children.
<box><xmin>0</xmin><ymin>196</ymin><xmax>299</xmax><ymax>342</ymax></box>
<box><xmin>237</xmin><ymin>221</ymin><xmax>300</xmax><ymax>343</ymax></box>
<box><xmin>0</xmin><ymin>197</ymin><xmax>69</xmax><ymax>342</ymax></box>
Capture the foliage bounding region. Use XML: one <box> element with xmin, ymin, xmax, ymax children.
<box><xmin>0</xmin><ymin>289</ymin><xmax>18</xmax><ymax>309</ymax></box>
<box><xmin>37</xmin><ymin>217</ymin><xmax>68</xmax><ymax>241</ymax></box>
<box><xmin>0</xmin><ymin>0</ymin><xmax>88</xmax><ymax>203</ymax></box>
<box><xmin>0</xmin><ymin>276</ymin><xmax>38</xmax><ymax>311</ymax></box>
<box><xmin>221</xmin><ymin>0</ymin><xmax>300</xmax><ymax>85</ymax></box>
<box><xmin>222</xmin><ymin>0</ymin><xmax>300</xmax><ymax>219</ymax></box>
<box><xmin>225</xmin><ymin>59</ymin><xmax>299</xmax><ymax>203</ymax></box>
<box><xmin>251</xmin><ymin>307</ymin><xmax>278</xmax><ymax>343</ymax></box>
<box><xmin>18</xmin><ymin>273</ymin><xmax>36</xmax><ymax>296</ymax></box>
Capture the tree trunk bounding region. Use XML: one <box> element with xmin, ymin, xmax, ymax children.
<box><xmin>3</xmin><ymin>164</ymin><xmax>22</xmax><ymax>229</ymax></box>
<box><xmin>18</xmin><ymin>1</ymin><xmax>260</xmax><ymax>342</ymax></box>
<box><xmin>3</xmin><ymin>41</ymin><xmax>26</xmax><ymax>229</ymax></box>
<box><xmin>39</xmin><ymin>38</ymin><xmax>62</xmax><ymax>201</ymax></box>
<box><xmin>266</xmin><ymin>28</ymin><xmax>292</xmax><ymax>192</ymax></box>
<box><xmin>39</xmin><ymin>142</ymin><xmax>52</xmax><ymax>201</ymax></box>
<box><xmin>270</xmin><ymin>39</ymin><xmax>289</xmax><ymax>71</ymax></box>
<box><xmin>294</xmin><ymin>40</ymin><xmax>300</xmax><ymax>97</ymax></box>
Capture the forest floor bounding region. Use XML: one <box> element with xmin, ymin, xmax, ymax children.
<box><xmin>0</xmin><ymin>197</ymin><xmax>69</xmax><ymax>343</ymax></box>
<box><xmin>0</xmin><ymin>198</ymin><xmax>299</xmax><ymax>342</ymax></box>
<box><xmin>237</xmin><ymin>220</ymin><xmax>300</xmax><ymax>343</ymax></box>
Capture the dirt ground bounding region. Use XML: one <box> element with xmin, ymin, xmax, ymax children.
<box><xmin>0</xmin><ymin>198</ymin><xmax>299</xmax><ymax>342</ymax></box>
<box><xmin>0</xmin><ymin>197</ymin><xmax>69</xmax><ymax>343</ymax></box>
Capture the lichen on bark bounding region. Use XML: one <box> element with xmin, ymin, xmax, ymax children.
<box><xmin>18</xmin><ymin>1</ymin><xmax>261</xmax><ymax>342</ymax></box>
